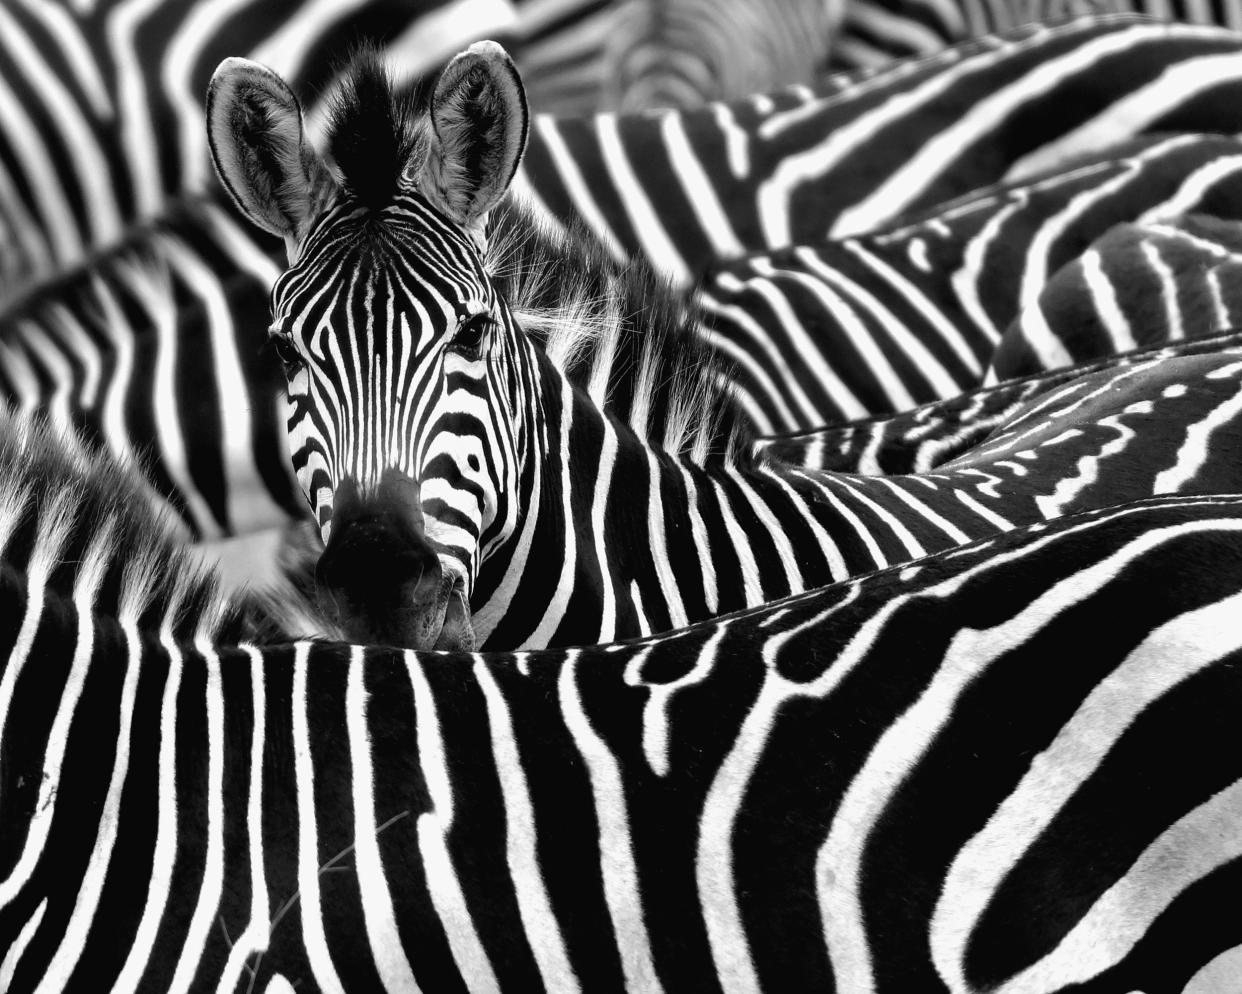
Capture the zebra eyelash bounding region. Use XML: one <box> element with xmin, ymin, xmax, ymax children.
<box><xmin>263</xmin><ymin>331</ymin><xmax>307</xmax><ymax>375</ymax></box>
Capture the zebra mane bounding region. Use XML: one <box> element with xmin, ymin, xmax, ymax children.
<box><xmin>323</xmin><ymin>52</ymin><xmax>752</xmax><ymax>464</ymax></box>
<box><xmin>325</xmin><ymin>49</ymin><xmax>436</xmax><ymax>212</ymax></box>
<box><xmin>486</xmin><ymin>205</ymin><xmax>753</xmax><ymax>464</ymax></box>
<box><xmin>0</xmin><ymin>408</ymin><xmax>242</xmax><ymax>643</ymax></box>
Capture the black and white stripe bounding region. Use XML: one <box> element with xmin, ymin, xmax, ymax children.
<box><xmin>833</xmin><ymin>0</ymin><xmax>1242</xmax><ymax>70</ymax></box>
<box><xmin>515</xmin><ymin>15</ymin><xmax>1242</xmax><ymax>285</ymax></box>
<box><xmin>210</xmin><ymin>45</ymin><xmax>1242</xmax><ymax>652</ymax></box>
<box><xmin>759</xmin><ymin>327</ymin><xmax>1242</xmax><ymax>473</ymax></box>
<box><xmin>14</xmin><ymin>18</ymin><xmax>1242</xmax><ymax>545</ymax></box>
<box><xmin>0</xmin><ymin>0</ymin><xmax>513</xmax><ymax>294</ymax></box>
<box><xmin>0</xmin><ymin>196</ymin><xmax>301</xmax><ymax>540</ymax></box>
<box><xmin>990</xmin><ymin>210</ymin><xmax>1242</xmax><ymax>379</ymax></box>
<box><xmin>697</xmin><ymin>131</ymin><xmax>1242</xmax><ymax>431</ymax></box>
<box><xmin>2</xmin><ymin>411</ymin><xmax>1240</xmax><ymax>991</ymax></box>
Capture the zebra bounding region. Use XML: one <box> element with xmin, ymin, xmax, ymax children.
<box><xmin>208</xmin><ymin>42</ymin><xmax>1242</xmax><ymax>653</ymax></box>
<box><xmin>508</xmin><ymin>0</ymin><xmax>845</xmax><ymax>115</ymax></box>
<box><xmin>510</xmin><ymin>0</ymin><xmax>1231</xmax><ymax>117</ymax></box>
<box><xmin>759</xmin><ymin>327</ymin><xmax>1242</xmax><ymax>474</ymax></box>
<box><xmin>988</xmin><ymin>211</ymin><xmax>1242</xmax><ymax>380</ymax></box>
<box><xmin>832</xmin><ymin>0</ymin><xmax>1242</xmax><ymax>70</ymax></box>
<box><xmin>10</xmin><ymin>16</ymin><xmax>1242</xmax><ymax>549</ymax></box>
<box><xmin>696</xmin><ymin>131</ymin><xmax>1242</xmax><ymax>433</ymax></box>
<box><xmin>593</xmin><ymin>0</ymin><xmax>843</xmax><ymax>112</ymax></box>
<box><xmin>9</xmin><ymin>12</ymin><xmax>1242</xmax><ymax>300</ymax></box>
<box><xmin>514</xmin><ymin>14</ymin><xmax>1242</xmax><ymax>286</ymax></box>
<box><xmin>0</xmin><ymin>195</ymin><xmax>303</xmax><ymax>542</ymax></box>
<box><xmin>11</xmin><ymin>198</ymin><xmax>1241</xmax><ymax>552</ymax></box>
<box><xmin>0</xmin><ymin>0</ymin><xmax>516</xmax><ymax>296</ymax></box>
<box><xmin>2</xmin><ymin>403</ymin><xmax>1241</xmax><ymax>991</ymax></box>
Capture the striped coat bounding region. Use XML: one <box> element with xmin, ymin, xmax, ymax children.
<box><xmin>2</xmin><ymin>407</ymin><xmax>1241</xmax><ymax>990</ymax></box>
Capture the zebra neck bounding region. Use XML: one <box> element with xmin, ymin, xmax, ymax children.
<box><xmin>469</xmin><ymin>366</ymin><xmax>830</xmax><ymax>648</ymax></box>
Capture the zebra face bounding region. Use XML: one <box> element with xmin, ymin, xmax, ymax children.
<box><xmin>208</xmin><ymin>40</ymin><xmax>529</xmax><ymax>649</ymax></box>
<box><xmin>269</xmin><ymin>199</ymin><xmax>524</xmax><ymax>648</ymax></box>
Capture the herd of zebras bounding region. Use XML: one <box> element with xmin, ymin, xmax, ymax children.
<box><xmin>4</xmin><ymin>1</ymin><xmax>1242</xmax><ymax>991</ymax></box>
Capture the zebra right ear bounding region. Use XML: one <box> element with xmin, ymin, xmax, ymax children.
<box><xmin>207</xmin><ymin>58</ymin><xmax>330</xmax><ymax>256</ymax></box>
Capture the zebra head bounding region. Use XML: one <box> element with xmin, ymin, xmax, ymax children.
<box><xmin>207</xmin><ymin>43</ymin><xmax>530</xmax><ymax>651</ymax></box>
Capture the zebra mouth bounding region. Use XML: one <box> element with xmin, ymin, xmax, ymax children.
<box><xmin>430</xmin><ymin>562</ymin><xmax>475</xmax><ymax>652</ymax></box>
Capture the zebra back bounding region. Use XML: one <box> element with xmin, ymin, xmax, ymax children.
<box><xmin>698</xmin><ymin>132</ymin><xmax>1242</xmax><ymax>432</ymax></box>
<box><xmin>3</xmin><ymin>481</ymin><xmax>1242</xmax><ymax>990</ymax></box>
<box><xmin>991</xmin><ymin>211</ymin><xmax>1242</xmax><ymax>379</ymax></box>
<box><xmin>519</xmin><ymin>15</ymin><xmax>1242</xmax><ymax>284</ymax></box>
<box><xmin>759</xmin><ymin>328</ymin><xmax>1242</xmax><ymax>473</ymax></box>
<box><xmin>0</xmin><ymin>196</ymin><xmax>301</xmax><ymax>540</ymax></box>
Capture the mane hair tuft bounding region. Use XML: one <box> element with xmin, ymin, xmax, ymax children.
<box><xmin>486</xmin><ymin>206</ymin><xmax>754</xmax><ymax>465</ymax></box>
<box><xmin>326</xmin><ymin>49</ymin><xmax>429</xmax><ymax>212</ymax></box>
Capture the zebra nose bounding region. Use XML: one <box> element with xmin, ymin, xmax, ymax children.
<box><xmin>315</xmin><ymin>471</ymin><xmax>471</xmax><ymax>650</ymax></box>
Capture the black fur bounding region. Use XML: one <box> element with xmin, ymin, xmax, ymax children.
<box><xmin>488</xmin><ymin>205</ymin><xmax>756</xmax><ymax>463</ymax></box>
<box><xmin>325</xmin><ymin>48</ymin><xmax>434</xmax><ymax>212</ymax></box>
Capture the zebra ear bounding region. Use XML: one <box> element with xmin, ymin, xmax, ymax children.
<box><xmin>427</xmin><ymin>41</ymin><xmax>529</xmax><ymax>240</ymax></box>
<box><xmin>207</xmin><ymin>58</ymin><xmax>330</xmax><ymax>256</ymax></box>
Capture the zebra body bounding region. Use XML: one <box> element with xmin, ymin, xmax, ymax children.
<box><xmin>698</xmin><ymin>132</ymin><xmax>1242</xmax><ymax>433</ymax></box>
<box><xmin>210</xmin><ymin>43</ymin><xmax>1242</xmax><ymax>652</ymax></box>
<box><xmin>598</xmin><ymin>0</ymin><xmax>843</xmax><ymax>111</ymax></box>
<box><xmin>759</xmin><ymin>328</ymin><xmax>1242</xmax><ymax>474</ymax></box>
<box><xmin>509</xmin><ymin>0</ymin><xmax>844</xmax><ymax>114</ymax></box>
<box><xmin>1</xmin><ymin>409</ymin><xmax>1241</xmax><ymax>991</ymax></box>
<box><xmin>15</xmin><ymin>17</ymin><xmax>1242</xmax><ymax>544</ymax></box>
<box><xmin>517</xmin><ymin>15</ymin><xmax>1242</xmax><ymax>285</ymax></box>
<box><xmin>989</xmin><ymin>211</ymin><xmax>1242</xmax><ymax>379</ymax></box>
<box><xmin>833</xmin><ymin>0</ymin><xmax>1242</xmax><ymax>70</ymax></box>
<box><xmin>0</xmin><ymin>196</ymin><xmax>300</xmax><ymax>540</ymax></box>
<box><xmin>9</xmin><ymin>12</ymin><xmax>1242</xmax><ymax>294</ymax></box>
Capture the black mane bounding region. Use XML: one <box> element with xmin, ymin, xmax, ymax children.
<box><xmin>487</xmin><ymin>204</ymin><xmax>754</xmax><ymax>464</ymax></box>
<box><xmin>325</xmin><ymin>48</ymin><xmax>436</xmax><ymax>212</ymax></box>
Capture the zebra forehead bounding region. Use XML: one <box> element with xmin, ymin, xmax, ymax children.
<box><xmin>286</xmin><ymin>204</ymin><xmax>491</xmax><ymax>316</ymax></box>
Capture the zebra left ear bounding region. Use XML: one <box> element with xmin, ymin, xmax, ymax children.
<box><xmin>427</xmin><ymin>41</ymin><xmax>529</xmax><ymax>243</ymax></box>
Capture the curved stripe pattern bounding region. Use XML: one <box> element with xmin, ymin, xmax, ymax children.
<box><xmin>0</xmin><ymin>0</ymin><xmax>514</xmax><ymax>294</ymax></box>
<box><xmin>13</xmin><ymin>16</ymin><xmax>1242</xmax><ymax>546</ymax></box>
<box><xmin>211</xmin><ymin>45</ymin><xmax>1242</xmax><ymax>653</ymax></box>
<box><xmin>759</xmin><ymin>328</ymin><xmax>1242</xmax><ymax>475</ymax></box>
<box><xmin>1</xmin><ymin>406</ymin><xmax>1241</xmax><ymax>990</ymax></box>
<box><xmin>699</xmin><ymin>133</ymin><xmax>1242</xmax><ymax>432</ymax></box>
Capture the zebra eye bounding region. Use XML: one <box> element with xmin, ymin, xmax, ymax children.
<box><xmin>451</xmin><ymin>313</ymin><xmax>494</xmax><ymax>360</ymax></box>
<box><xmin>269</xmin><ymin>334</ymin><xmax>305</xmax><ymax>374</ymax></box>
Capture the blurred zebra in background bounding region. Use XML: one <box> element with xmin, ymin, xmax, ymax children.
<box><xmin>511</xmin><ymin>0</ymin><xmax>1242</xmax><ymax>115</ymax></box>
<box><xmin>0</xmin><ymin>0</ymin><xmax>513</xmax><ymax>293</ymax></box>
<box><xmin>7</xmin><ymin>19</ymin><xmax>1242</xmax><ymax>549</ymax></box>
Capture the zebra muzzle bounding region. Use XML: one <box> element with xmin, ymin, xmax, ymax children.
<box><xmin>432</xmin><ymin>569</ymin><xmax>475</xmax><ymax>652</ymax></box>
<box><xmin>315</xmin><ymin>471</ymin><xmax>475</xmax><ymax>651</ymax></box>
